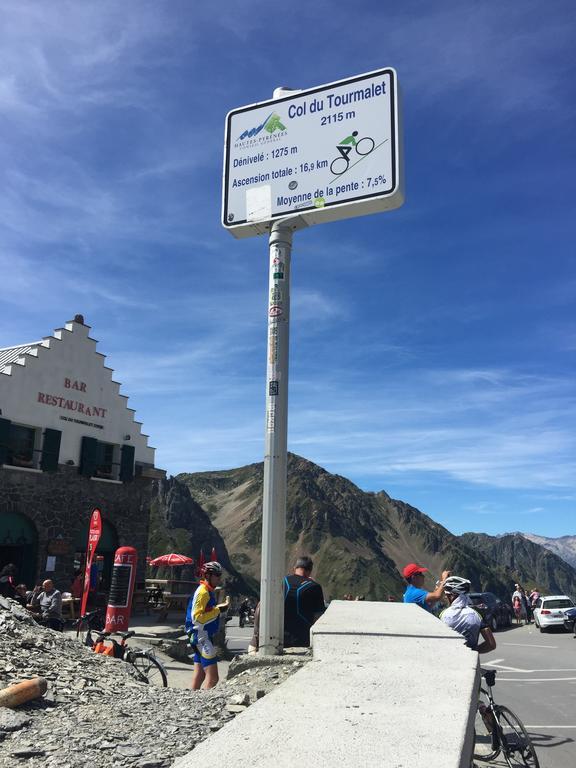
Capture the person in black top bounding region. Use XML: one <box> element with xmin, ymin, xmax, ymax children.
<box><xmin>249</xmin><ymin>556</ymin><xmax>326</xmax><ymax>651</ymax></box>
<box><xmin>283</xmin><ymin>556</ymin><xmax>326</xmax><ymax>647</ymax></box>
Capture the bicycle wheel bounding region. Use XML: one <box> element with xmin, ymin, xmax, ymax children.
<box><xmin>330</xmin><ymin>156</ymin><xmax>348</xmax><ymax>175</ymax></box>
<box><xmin>495</xmin><ymin>705</ymin><xmax>540</xmax><ymax>768</ymax></box>
<box><xmin>355</xmin><ymin>136</ymin><xmax>375</xmax><ymax>155</ymax></box>
<box><xmin>130</xmin><ymin>651</ymin><xmax>168</xmax><ymax>687</ymax></box>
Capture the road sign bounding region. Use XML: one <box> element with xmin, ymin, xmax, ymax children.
<box><xmin>222</xmin><ymin>67</ymin><xmax>403</xmax><ymax>238</ymax></box>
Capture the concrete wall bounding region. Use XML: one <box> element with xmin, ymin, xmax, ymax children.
<box><xmin>175</xmin><ymin>601</ymin><xmax>479</xmax><ymax>768</ymax></box>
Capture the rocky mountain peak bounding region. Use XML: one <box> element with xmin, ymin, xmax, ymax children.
<box><xmin>149</xmin><ymin>455</ymin><xmax>576</xmax><ymax>602</ymax></box>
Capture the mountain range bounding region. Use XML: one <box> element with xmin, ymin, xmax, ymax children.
<box><xmin>148</xmin><ymin>475</ymin><xmax>252</xmax><ymax>594</ymax></box>
<box><xmin>516</xmin><ymin>533</ymin><xmax>576</xmax><ymax>571</ymax></box>
<box><xmin>155</xmin><ymin>453</ymin><xmax>576</xmax><ymax>601</ymax></box>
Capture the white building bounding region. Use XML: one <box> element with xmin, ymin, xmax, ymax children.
<box><xmin>0</xmin><ymin>315</ymin><xmax>160</xmax><ymax>590</ymax></box>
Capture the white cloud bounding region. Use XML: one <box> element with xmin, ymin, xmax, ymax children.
<box><xmin>285</xmin><ymin>367</ymin><xmax>576</xmax><ymax>492</ymax></box>
<box><xmin>292</xmin><ymin>290</ymin><xmax>346</xmax><ymax>323</ymax></box>
<box><xmin>113</xmin><ymin>359</ymin><xmax>576</xmax><ymax>494</ymax></box>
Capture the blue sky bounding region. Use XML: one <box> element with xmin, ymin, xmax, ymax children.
<box><xmin>1</xmin><ymin>1</ymin><xmax>574</xmax><ymax>538</ymax></box>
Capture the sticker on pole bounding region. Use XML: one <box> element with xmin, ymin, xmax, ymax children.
<box><xmin>222</xmin><ymin>67</ymin><xmax>403</xmax><ymax>238</ymax></box>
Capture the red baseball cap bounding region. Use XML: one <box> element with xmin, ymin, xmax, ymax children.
<box><xmin>402</xmin><ymin>563</ymin><xmax>428</xmax><ymax>579</ymax></box>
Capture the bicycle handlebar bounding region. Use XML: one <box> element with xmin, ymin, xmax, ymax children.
<box><xmin>76</xmin><ymin>608</ymin><xmax>103</xmax><ymax>623</ymax></box>
<box><xmin>91</xmin><ymin>629</ymin><xmax>136</xmax><ymax>641</ymax></box>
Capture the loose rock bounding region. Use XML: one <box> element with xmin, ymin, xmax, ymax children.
<box><xmin>0</xmin><ymin>598</ymin><xmax>306</xmax><ymax>767</ymax></box>
<box><xmin>0</xmin><ymin>711</ymin><xmax>31</xmax><ymax>733</ymax></box>
<box><xmin>227</xmin><ymin>693</ymin><xmax>249</xmax><ymax>706</ymax></box>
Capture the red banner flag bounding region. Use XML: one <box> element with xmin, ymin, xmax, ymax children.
<box><xmin>210</xmin><ymin>547</ymin><xmax>217</xmax><ymax>562</ymax></box>
<box><xmin>197</xmin><ymin>549</ymin><xmax>206</xmax><ymax>577</ymax></box>
<box><xmin>80</xmin><ymin>508</ymin><xmax>102</xmax><ymax>621</ymax></box>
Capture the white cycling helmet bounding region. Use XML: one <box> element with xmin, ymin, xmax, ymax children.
<box><xmin>443</xmin><ymin>576</ymin><xmax>471</xmax><ymax>595</ymax></box>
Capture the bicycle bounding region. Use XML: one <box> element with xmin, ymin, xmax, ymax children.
<box><xmin>74</xmin><ymin>607</ymin><xmax>105</xmax><ymax>639</ymax></box>
<box><xmin>76</xmin><ymin>612</ymin><xmax>168</xmax><ymax>688</ymax></box>
<box><xmin>329</xmin><ymin>131</ymin><xmax>375</xmax><ymax>176</ymax></box>
<box><xmin>474</xmin><ymin>668</ymin><xmax>539</xmax><ymax>767</ymax></box>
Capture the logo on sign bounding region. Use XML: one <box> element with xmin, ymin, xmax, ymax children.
<box><xmin>237</xmin><ymin>112</ymin><xmax>286</xmax><ymax>141</ymax></box>
<box><xmin>269</xmin><ymin>306</ymin><xmax>283</xmax><ymax>317</ymax></box>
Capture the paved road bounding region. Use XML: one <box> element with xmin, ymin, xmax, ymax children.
<box><xmin>225</xmin><ymin>616</ymin><xmax>253</xmax><ymax>655</ymax></box>
<box><xmin>479</xmin><ymin>622</ymin><xmax>576</xmax><ymax>767</ymax></box>
<box><xmin>143</xmin><ymin>616</ymin><xmax>253</xmax><ymax>689</ymax></box>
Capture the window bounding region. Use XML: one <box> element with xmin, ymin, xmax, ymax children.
<box><xmin>79</xmin><ymin>437</ymin><xmax>127</xmax><ymax>481</ymax></box>
<box><xmin>96</xmin><ymin>442</ymin><xmax>115</xmax><ymax>478</ymax></box>
<box><xmin>0</xmin><ymin>419</ymin><xmax>39</xmax><ymax>468</ymax></box>
<box><xmin>542</xmin><ymin>598</ymin><xmax>573</xmax><ymax>610</ymax></box>
<box><xmin>0</xmin><ymin>419</ymin><xmax>61</xmax><ymax>472</ymax></box>
<box><xmin>8</xmin><ymin>424</ymin><xmax>36</xmax><ymax>467</ymax></box>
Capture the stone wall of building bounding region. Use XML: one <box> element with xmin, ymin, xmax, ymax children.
<box><xmin>0</xmin><ymin>464</ymin><xmax>154</xmax><ymax>590</ymax></box>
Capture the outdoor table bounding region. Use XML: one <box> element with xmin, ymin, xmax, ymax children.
<box><xmin>146</xmin><ymin>578</ymin><xmax>169</xmax><ymax>585</ymax></box>
<box><xmin>61</xmin><ymin>597</ymin><xmax>80</xmax><ymax>620</ymax></box>
<box><xmin>155</xmin><ymin>593</ymin><xmax>190</xmax><ymax>621</ymax></box>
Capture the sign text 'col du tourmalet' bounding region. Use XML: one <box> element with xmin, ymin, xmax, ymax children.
<box><xmin>222</xmin><ymin>68</ymin><xmax>404</xmax><ymax>237</ymax></box>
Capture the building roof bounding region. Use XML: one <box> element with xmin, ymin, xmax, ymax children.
<box><xmin>0</xmin><ymin>318</ymin><xmax>155</xmax><ymax>459</ymax></box>
<box><xmin>0</xmin><ymin>343</ymin><xmax>41</xmax><ymax>374</ymax></box>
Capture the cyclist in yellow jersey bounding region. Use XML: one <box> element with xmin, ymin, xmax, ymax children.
<box><xmin>185</xmin><ymin>561</ymin><xmax>230</xmax><ymax>689</ymax></box>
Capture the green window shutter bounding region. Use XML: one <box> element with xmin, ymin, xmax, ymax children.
<box><xmin>0</xmin><ymin>418</ymin><xmax>11</xmax><ymax>465</ymax></box>
<box><xmin>119</xmin><ymin>444</ymin><xmax>135</xmax><ymax>482</ymax></box>
<box><xmin>79</xmin><ymin>436</ymin><xmax>99</xmax><ymax>477</ymax></box>
<box><xmin>40</xmin><ymin>428</ymin><xmax>62</xmax><ymax>472</ymax></box>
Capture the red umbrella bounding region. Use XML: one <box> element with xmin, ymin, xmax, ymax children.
<box><xmin>150</xmin><ymin>552</ymin><xmax>194</xmax><ymax>591</ymax></box>
<box><xmin>149</xmin><ymin>553</ymin><xmax>194</xmax><ymax>566</ymax></box>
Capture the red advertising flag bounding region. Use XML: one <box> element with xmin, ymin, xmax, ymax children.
<box><xmin>197</xmin><ymin>549</ymin><xmax>206</xmax><ymax>577</ymax></box>
<box><xmin>79</xmin><ymin>508</ymin><xmax>102</xmax><ymax>620</ymax></box>
<box><xmin>210</xmin><ymin>547</ymin><xmax>217</xmax><ymax>562</ymax></box>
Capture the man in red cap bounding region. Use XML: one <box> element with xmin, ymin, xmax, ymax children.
<box><xmin>402</xmin><ymin>563</ymin><xmax>451</xmax><ymax>612</ymax></box>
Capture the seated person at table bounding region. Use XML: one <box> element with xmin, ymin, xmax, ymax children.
<box><xmin>14</xmin><ymin>583</ymin><xmax>31</xmax><ymax>607</ymax></box>
<box><xmin>29</xmin><ymin>579</ymin><xmax>63</xmax><ymax>631</ymax></box>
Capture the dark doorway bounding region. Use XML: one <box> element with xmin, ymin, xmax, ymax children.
<box><xmin>0</xmin><ymin>512</ymin><xmax>38</xmax><ymax>588</ymax></box>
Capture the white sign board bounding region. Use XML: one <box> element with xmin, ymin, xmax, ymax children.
<box><xmin>222</xmin><ymin>68</ymin><xmax>403</xmax><ymax>238</ymax></box>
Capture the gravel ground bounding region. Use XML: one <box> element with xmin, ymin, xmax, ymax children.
<box><xmin>0</xmin><ymin>597</ymin><xmax>307</xmax><ymax>767</ymax></box>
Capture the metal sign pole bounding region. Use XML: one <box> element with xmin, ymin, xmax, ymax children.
<box><xmin>223</xmin><ymin>72</ymin><xmax>403</xmax><ymax>654</ymax></box>
<box><xmin>258</xmin><ymin>219</ymin><xmax>293</xmax><ymax>655</ymax></box>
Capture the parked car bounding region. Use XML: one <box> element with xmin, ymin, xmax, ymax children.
<box><xmin>468</xmin><ymin>592</ymin><xmax>513</xmax><ymax>631</ymax></box>
<box><xmin>533</xmin><ymin>595</ymin><xmax>575</xmax><ymax>632</ymax></box>
<box><xmin>562</xmin><ymin>605</ymin><xmax>576</xmax><ymax>635</ymax></box>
